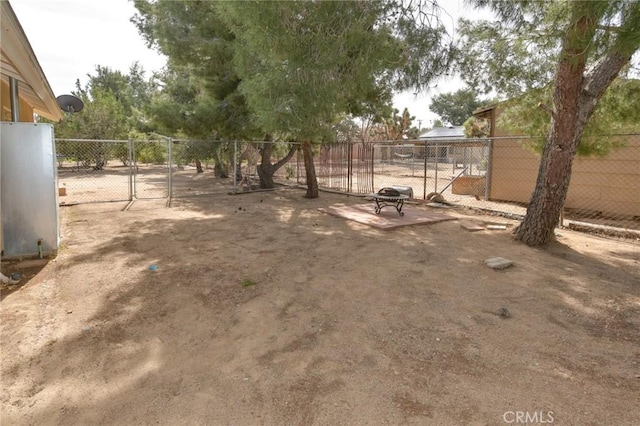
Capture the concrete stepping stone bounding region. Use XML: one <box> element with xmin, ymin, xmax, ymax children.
<box><xmin>484</xmin><ymin>257</ymin><xmax>513</xmax><ymax>270</ymax></box>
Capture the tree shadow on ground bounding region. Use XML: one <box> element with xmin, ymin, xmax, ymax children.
<box><xmin>2</xmin><ymin>190</ymin><xmax>639</xmax><ymax>425</ymax></box>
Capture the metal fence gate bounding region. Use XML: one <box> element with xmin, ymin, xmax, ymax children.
<box><xmin>132</xmin><ymin>139</ymin><xmax>171</xmax><ymax>199</ymax></box>
<box><xmin>56</xmin><ymin>138</ymin><xmax>170</xmax><ymax>205</ymax></box>
<box><xmin>56</xmin><ymin>139</ymin><xmax>132</xmax><ymax>204</ymax></box>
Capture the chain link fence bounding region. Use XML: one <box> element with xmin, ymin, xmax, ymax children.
<box><xmin>56</xmin><ymin>138</ymin><xmax>169</xmax><ymax>204</ymax></box>
<box><xmin>234</xmin><ymin>141</ymin><xmax>301</xmax><ymax>191</ymax></box>
<box><xmin>55</xmin><ymin>134</ymin><xmax>639</xmax><ymax>239</ymax></box>
<box><xmin>169</xmin><ymin>139</ymin><xmax>234</xmax><ymax>197</ymax></box>
<box><xmin>271</xmin><ymin>135</ymin><xmax>636</xmax><ymax>238</ymax></box>
<box><xmin>165</xmin><ymin>139</ymin><xmax>301</xmax><ymax>196</ymax></box>
<box><xmin>132</xmin><ymin>140</ymin><xmax>171</xmax><ymax>199</ymax></box>
<box><xmin>370</xmin><ymin>139</ymin><xmax>490</xmax><ymax>201</ymax></box>
<box><xmin>300</xmin><ymin>135</ymin><xmax>638</xmax><ymax>237</ymax></box>
<box><xmin>56</xmin><ymin>139</ymin><xmax>133</xmax><ymax>204</ymax></box>
<box><xmin>485</xmin><ymin>134</ymin><xmax>640</xmax><ymax>237</ymax></box>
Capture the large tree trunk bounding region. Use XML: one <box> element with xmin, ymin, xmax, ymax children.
<box><xmin>195</xmin><ymin>159</ymin><xmax>204</xmax><ymax>173</ymax></box>
<box><xmin>514</xmin><ymin>5</ymin><xmax>633</xmax><ymax>246</ymax></box>
<box><xmin>513</xmin><ymin>59</ymin><xmax>585</xmax><ymax>245</ymax></box>
<box><xmin>513</xmin><ymin>124</ymin><xmax>580</xmax><ymax>245</ymax></box>
<box><xmin>212</xmin><ymin>151</ymin><xmax>228</xmax><ymax>178</ymax></box>
<box><xmin>301</xmin><ymin>140</ymin><xmax>319</xmax><ymax>198</ymax></box>
<box><xmin>257</xmin><ymin>143</ymin><xmax>276</xmax><ymax>189</ymax></box>
<box><xmin>256</xmin><ymin>139</ymin><xmax>298</xmax><ymax>189</ymax></box>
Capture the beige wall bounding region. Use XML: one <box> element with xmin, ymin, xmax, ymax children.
<box><xmin>1</xmin><ymin>79</ymin><xmax>35</xmax><ymax>122</ymax></box>
<box><xmin>489</xmin><ymin>137</ymin><xmax>640</xmax><ymax>217</ymax></box>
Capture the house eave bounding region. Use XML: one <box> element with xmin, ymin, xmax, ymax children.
<box><xmin>1</xmin><ymin>1</ymin><xmax>63</xmax><ymax>121</ymax></box>
<box><xmin>472</xmin><ymin>104</ymin><xmax>497</xmax><ymax>119</ymax></box>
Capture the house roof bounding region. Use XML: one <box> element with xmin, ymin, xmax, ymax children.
<box><xmin>472</xmin><ymin>104</ymin><xmax>499</xmax><ymax>120</ymax></box>
<box><xmin>419</xmin><ymin>126</ymin><xmax>465</xmax><ymax>139</ymax></box>
<box><xmin>1</xmin><ymin>1</ymin><xmax>63</xmax><ymax>121</ymax></box>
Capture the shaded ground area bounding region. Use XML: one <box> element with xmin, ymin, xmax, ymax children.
<box><xmin>1</xmin><ymin>186</ymin><xmax>639</xmax><ymax>425</ymax></box>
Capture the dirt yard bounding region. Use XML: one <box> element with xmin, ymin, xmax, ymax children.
<box><xmin>1</xmin><ymin>185</ymin><xmax>639</xmax><ymax>425</ymax></box>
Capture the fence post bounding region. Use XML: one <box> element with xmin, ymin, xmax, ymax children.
<box><xmin>296</xmin><ymin>145</ymin><xmax>301</xmax><ymax>184</ymax></box>
<box><xmin>347</xmin><ymin>142</ymin><xmax>353</xmax><ymax>193</ymax></box>
<box><xmin>371</xmin><ymin>144</ymin><xmax>375</xmax><ymax>191</ymax></box>
<box><xmin>423</xmin><ymin>141</ymin><xmax>428</xmax><ymax>200</ymax></box>
<box><xmin>132</xmin><ymin>139</ymin><xmax>138</xmax><ymax>198</ymax></box>
<box><xmin>434</xmin><ymin>142</ymin><xmax>439</xmax><ymax>192</ymax></box>
<box><xmin>452</xmin><ymin>151</ymin><xmax>455</xmax><ymax>177</ymax></box>
<box><xmin>168</xmin><ymin>138</ymin><xmax>173</xmax><ymax>205</ymax></box>
<box><xmin>484</xmin><ymin>138</ymin><xmax>492</xmax><ymax>200</ymax></box>
<box><xmin>233</xmin><ymin>140</ymin><xmax>238</xmax><ymax>194</ymax></box>
<box><xmin>127</xmin><ymin>139</ymin><xmax>133</xmax><ymax>201</ymax></box>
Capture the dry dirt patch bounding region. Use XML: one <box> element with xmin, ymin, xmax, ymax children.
<box><xmin>1</xmin><ymin>187</ymin><xmax>639</xmax><ymax>425</ymax></box>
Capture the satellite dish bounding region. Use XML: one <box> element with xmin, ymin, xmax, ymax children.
<box><xmin>57</xmin><ymin>94</ymin><xmax>84</xmax><ymax>113</ymax></box>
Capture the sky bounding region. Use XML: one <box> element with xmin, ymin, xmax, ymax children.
<box><xmin>11</xmin><ymin>0</ymin><xmax>489</xmax><ymax>131</ymax></box>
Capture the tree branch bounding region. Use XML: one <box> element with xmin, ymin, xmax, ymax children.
<box><xmin>273</xmin><ymin>144</ymin><xmax>299</xmax><ymax>170</ymax></box>
<box><xmin>582</xmin><ymin>54</ymin><xmax>630</xmax><ymax>99</ymax></box>
<box><xmin>578</xmin><ymin>2</ymin><xmax>640</xmax><ymax>124</ymax></box>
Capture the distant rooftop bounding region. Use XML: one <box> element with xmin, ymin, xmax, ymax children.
<box><xmin>419</xmin><ymin>126</ymin><xmax>465</xmax><ymax>139</ymax></box>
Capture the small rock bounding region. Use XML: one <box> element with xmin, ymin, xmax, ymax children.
<box><xmin>484</xmin><ymin>257</ymin><xmax>513</xmax><ymax>270</ymax></box>
<box><xmin>497</xmin><ymin>307</ymin><xmax>511</xmax><ymax>318</ymax></box>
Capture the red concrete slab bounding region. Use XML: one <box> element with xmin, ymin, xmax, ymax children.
<box><xmin>318</xmin><ymin>203</ymin><xmax>456</xmax><ymax>230</ymax></box>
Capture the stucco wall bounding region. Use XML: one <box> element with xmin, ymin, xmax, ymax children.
<box><xmin>489</xmin><ymin>137</ymin><xmax>640</xmax><ymax>217</ymax></box>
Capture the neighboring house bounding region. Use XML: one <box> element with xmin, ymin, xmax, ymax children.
<box><xmin>1</xmin><ymin>0</ymin><xmax>63</xmax><ymax>257</ymax></box>
<box><xmin>419</xmin><ymin>125</ymin><xmax>486</xmax><ymax>167</ymax></box>
<box><xmin>474</xmin><ymin>104</ymin><xmax>640</xmax><ymax>218</ymax></box>
<box><xmin>419</xmin><ymin>125</ymin><xmax>465</xmax><ymax>139</ymax></box>
<box><xmin>419</xmin><ymin>126</ymin><xmax>463</xmax><ymax>162</ymax></box>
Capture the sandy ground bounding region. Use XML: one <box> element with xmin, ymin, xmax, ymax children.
<box><xmin>1</xmin><ymin>184</ymin><xmax>639</xmax><ymax>425</ymax></box>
